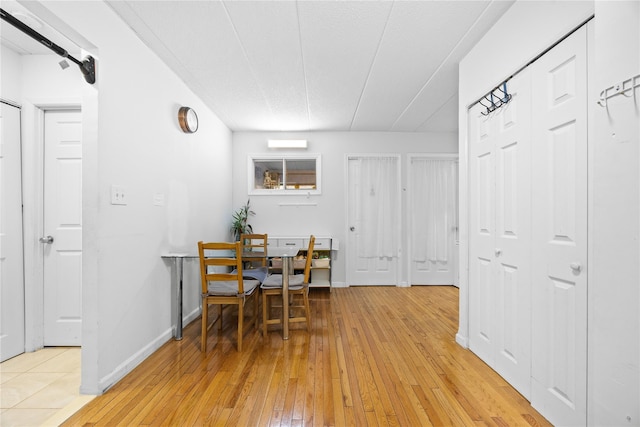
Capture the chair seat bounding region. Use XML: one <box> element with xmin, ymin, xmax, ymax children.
<box><xmin>207</xmin><ymin>279</ymin><xmax>259</xmax><ymax>296</ymax></box>
<box><xmin>232</xmin><ymin>266</ymin><xmax>268</xmax><ymax>284</ymax></box>
<box><xmin>261</xmin><ymin>274</ymin><xmax>305</xmax><ymax>289</ymax></box>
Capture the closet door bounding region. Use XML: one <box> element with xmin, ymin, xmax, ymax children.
<box><xmin>468</xmin><ymin>70</ymin><xmax>532</xmax><ymax>398</ymax></box>
<box><xmin>530</xmin><ymin>25</ymin><xmax>588</xmax><ymax>426</ymax></box>
<box><xmin>0</xmin><ymin>102</ymin><xmax>25</xmax><ymax>362</ymax></box>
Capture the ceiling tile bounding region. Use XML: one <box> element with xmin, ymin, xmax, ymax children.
<box><xmin>297</xmin><ymin>1</ymin><xmax>393</xmax><ymax>130</ymax></box>
<box><xmin>351</xmin><ymin>1</ymin><xmax>487</xmax><ymax>131</ymax></box>
<box><xmin>224</xmin><ymin>1</ymin><xmax>309</xmax><ymax>131</ymax></box>
<box><xmin>101</xmin><ymin>0</ymin><xmax>515</xmax><ymax>133</ymax></box>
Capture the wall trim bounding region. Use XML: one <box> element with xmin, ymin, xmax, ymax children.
<box><xmin>93</xmin><ymin>329</ymin><xmax>173</xmax><ymax>395</ymax></box>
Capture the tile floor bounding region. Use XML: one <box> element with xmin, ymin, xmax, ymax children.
<box><xmin>0</xmin><ymin>347</ymin><xmax>95</xmax><ymax>426</ymax></box>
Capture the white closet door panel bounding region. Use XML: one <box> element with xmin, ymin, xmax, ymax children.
<box><xmin>469</xmin><ymin>102</ymin><xmax>497</xmax><ymax>364</ymax></box>
<box><xmin>0</xmin><ymin>103</ymin><xmax>25</xmax><ymax>362</ymax></box>
<box><xmin>469</xmin><ymin>69</ymin><xmax>532</xmax><ymax>399</ymax></box>
<box><xmin>531</xmin><ymin>25</ymin><xmax>588</xmax><ymax>427</ymax></box>
<box><xmin>493</xmin><ymin>71</ymin><xmax>532</xmax><ymax>397</ymax></box>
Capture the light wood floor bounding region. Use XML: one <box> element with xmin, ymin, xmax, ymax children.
<box><xmin>62</xmin><ymin>286</ymin><xmax>551</xmax><ymax>426</ymax></box>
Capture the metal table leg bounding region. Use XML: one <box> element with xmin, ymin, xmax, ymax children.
<box><xmin>282</xmin><ymin>256</ymin><xmax>290</xmax><ymax>340</ymax></box>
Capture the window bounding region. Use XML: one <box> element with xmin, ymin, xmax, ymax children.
<box><xmin>249</xmin><ymin>154</ymin><xmax>321</xmax><ymax>195</ymax></box>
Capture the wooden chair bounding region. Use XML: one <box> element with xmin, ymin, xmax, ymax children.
<box><xmin>198</xmin><ymin>241</ymin><xmax>260</xmax><ymax>352</ymax></box>
<box><xmin>238</xmin><ymin>233</ymin><xmax>268</xmax><ymax>284</ymax></box>
<box><xmin>261</xmin><ymin>235</ymin><xmax>314</xmax><ymax>336</ymax></box>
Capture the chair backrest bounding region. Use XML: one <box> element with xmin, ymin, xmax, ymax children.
<box><xmin>239</xmin><ymin>233</ymin><xmax>268</xmax><ymax>268</ymax></box>
<box><xmin>303</xmin><ymin>235</ymin><xmax>315</xmax><ymax>283</ymax></box>
<box><xmin>198</xmin><ymin>241</ymin><xmax>245</xmax><ymax>294</ymax></box>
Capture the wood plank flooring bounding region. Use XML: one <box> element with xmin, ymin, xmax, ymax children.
<box><xmin>62</xmin><ymin>286</ymin><xmax>550</xmax><ymax>426</ymax></box>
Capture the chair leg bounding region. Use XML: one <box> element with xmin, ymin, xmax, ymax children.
<box><xmin>262</xmin><ymin>291</ymin><xmax>268</xmax><ymax>337</ymax></box>
<box><xmin>201</xmin><ymin>299</ymin><xmax>207</xmax><ymax>352</ymax></box>
<box><xmin>255</xmin><ymin>293</ymin><xmax>260</xmax><ymax>330</ymax></box>
<box><xmin>238</xmin><ymin>302</ymin><xmax>244</xmax><ymax>352</ymax></box>
<box><xmin>303</xmin><ymin>291</ymin><xmax>311</xmax><ymax>332</ymax></box>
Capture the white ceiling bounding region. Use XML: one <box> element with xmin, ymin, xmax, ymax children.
<box><xmin>106</xmin><ymin>0</ymin><xmax>514</xmax><ymax>133</ymax></box>
<box><xmin>2</xmin><ymin>0</ymin><xmax>514</xmax><ymax>133</ymax></box>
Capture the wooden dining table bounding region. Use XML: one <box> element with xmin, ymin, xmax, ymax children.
<box><xmin>162</xmin><ymin>245</ymin><xmax>300</xmax><ymax>341</ymax></box>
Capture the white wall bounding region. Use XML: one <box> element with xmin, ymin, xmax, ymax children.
<box><xmin>590</xmin><ymin>1</ymin><xmax>640</xmax><ymax>425</ymax></box>
<box><xmin>22</xmin><ymin>1</ymin><xmax>234</xmax><ymax>394</ymax></box>
<box><xmin>232</xmin><ymin>131</ymin><xmax>457</xmax><ymax>286</ymax></box>
<box><xmin>0</xmin><ymin>46</ymin><xmax>22</xmax><ymax>104</ymax></box>
<box><xmin>460</xmin><ymin>0</ymin><xmax>640</xmax><ymax>425</ymax></box>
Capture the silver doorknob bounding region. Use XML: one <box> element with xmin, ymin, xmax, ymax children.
<box><xmin>570</xmin><ymin>262</ymin><xmax>582</xmax><ymax>272</ymax></box>
<box><xmin>39</xmin><ymin>235</ymin><xmax>54</xmax><ymax>244</ymax></box>
<box><xmin>350</xmin><ymin>226</ymin><xmax>355</xmax><ymax>231</ymax></box>
<box><xmin>495</xmin><ymin>248</ymin><xmax>502</xmax><ymax>256</ymax></box>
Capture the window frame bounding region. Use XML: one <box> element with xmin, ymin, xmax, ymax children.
<box><xmin>248</xmin><ymin>153</ymin><xmax>322</xmax><ymax>195</ymax></box>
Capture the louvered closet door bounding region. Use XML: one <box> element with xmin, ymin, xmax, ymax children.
<box><xmin>530</xmin><ymin>25</ymin><xmax>588</xmax><ymax>426</ymax></box>
<box><xmin>468</xmin><ymin>69</ymin><xmax>532</xmax><ymax>398</ymax></box>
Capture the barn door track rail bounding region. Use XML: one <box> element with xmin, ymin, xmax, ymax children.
<box><xmin>0</xmin><ymin>8</ymin><xmax>96</xmax><ymax>85</ymax></box>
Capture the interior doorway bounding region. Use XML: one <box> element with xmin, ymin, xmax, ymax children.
<box><xmin>346</xmin><ymin>155</ymin><xmax>401</xmax><ymax>286</ymax></box>
<box><xmin>42</xmin><ymin>109</ymin><xmax>83</xmax><ymax>346</ymax></box>
<box><xmin>407</xmin><ymin>155</ymin><xmax>458</xmax><ymax>285</ymax></box>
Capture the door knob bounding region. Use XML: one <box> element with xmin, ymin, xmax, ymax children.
<box><xmin>350</xmin><ymin>227</ymin><xmax>355</xmax><ymax>231</ymax></box>
<box><xmin>570</xmin><ymin>262</ymin><xmax>582</xmax><ymax>272</ymax></box>
<box><xmin>39</xmin><ymin>235</ymin><xmax>54</xmax><ymax>244</ymax></box>
<box><xmin>495</xmin><ymin>248</ymin><xmax>502</xmax><ymax>256</ymax></box>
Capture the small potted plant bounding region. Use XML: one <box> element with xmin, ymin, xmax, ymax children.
<box><xmin>230</xmin><ymin>199</ymin><xmax>255</xmax><ymax>242</ymax></box>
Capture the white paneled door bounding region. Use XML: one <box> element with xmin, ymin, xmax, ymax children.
<box><xmin>0</xmin><ymin>102</ymin><xmax>25</xmax><ymax>362</ymax></box>
<box><xmin>530</xmin><ymin>26</ymin><xmax>588</xmax><ymax>426</ymax></box>
<box><xmin>408</xmin><ymin>156</ymin><xmax>458</xmax><ymax>285</ymax></box>
<box><xmin>468</xmin><ymin>68</ymin><xmax>532</xmax><ymax>398</ymax></box>
<box><xmin>468</xmin><ymin>23</ymin><xmax>589</xmax><ymax>427</ymax></box>
<box><xmin>347</xmin><ymin>156</ymin><xmax>400</xmax><ymax>285</ymax></box>
<box><xmin>43</xmin><ymin>110</ymin><xmax>83</xmax><ymax>346</ymax></box>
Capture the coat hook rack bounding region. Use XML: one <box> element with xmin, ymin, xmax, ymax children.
<box><xmin>597</xmin><ymin>73</ymin><xmax>640</xmax><ymax>108</ymax></box>
<box><xmin>480</xmin><ymin>80</ymin><xmax>513</xmax><ymax>116</ymax></box>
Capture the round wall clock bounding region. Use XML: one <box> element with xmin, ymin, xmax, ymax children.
<box><xmin>178</xmin><ymin>106</ymin><xmax>198</xmax><ymax>133</ymax></box>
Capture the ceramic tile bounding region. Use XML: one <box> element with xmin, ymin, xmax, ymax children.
<box><xmin>29</xmin><ymin>348</ymin><xmax>81</xmax><ymax>373</ymax></box>
<box><xmin>41</xmin><ymin>394</ymin><xmax>97</xmax><ymax>426</ymax></box>
<box><xmin>14</xmin><ymin>371</ymin><xmax>80</xmax><ymax>409</ymax></box>
<box><xmin>0</xmin><ymin>408</ymin><xmax>59</xmax><ymax>427</ymax></box>
<box><xmin>0</xmin><ymin>348</ymin><xmax>92</xmax><ymax>424</ymax></box>
<box><xmin>0</xmin><ymin>373</ymin><xmax>66</xmax><ymax>408</ymax></box>
<box><xmin>0</xmin><ymin>348</ymin><xmax>67</xmax><ymax>373</ymax></box>
<box><xmin>0</xmin><ymin>372</ymin><xmax>20</xmax><ymax>385</ymax></box>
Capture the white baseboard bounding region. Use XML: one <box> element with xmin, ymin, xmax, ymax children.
<box><xmin>455</xmin><ymin>332</ymin><xmax>469</xmax><ymax>348</ymax></box>
<box><xmin>398</xmin><ymin>281</ymin><xmax>410</xmax><ymax>288</ymax></box>
<box><xmin>97</xmin><ymin>328</ymin><xmax>173</xmax><ymax>393</ymax></box>
<box><xmin>182</xmin><ymin>307</ymin><xmax>200</xmax><ymax>331</ymax></box>
<box><xmin>94</xmin><ymin>307</ymin><xmax>202</xmax><ymax>394</ymax></box>
<box><xmin>331</xmin><ymin>281</ymin><xmax>347</xmax><ymax>288</ymax></box>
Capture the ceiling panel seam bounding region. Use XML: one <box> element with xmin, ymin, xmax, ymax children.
<box><xmin>221</xmin><ymin>1</ymin><xmax>276</xmax><ymax>126</ymax></box>
<box><xmin>390</xmin><ymin>1</ymin><xmax>494</xmax><ymax>130</ymax></box>
<box><xmin>348</xmin><ymin>1</ymin><xmax>395</xmax><ymax>131</ymax></box>
<box><xmin>415</xmin><ymin>92</ymin><xmax>456</xmax><ymax>132</ymax></box>
<box><xmin>108</xmin><ymin>2</ymin><xmax>239</xmax><ymax>129</ymax></box>
<box><xmin>295</xmin><ymin>1</ymin><xmax>311</xmax><ymax>130</ymax></box>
